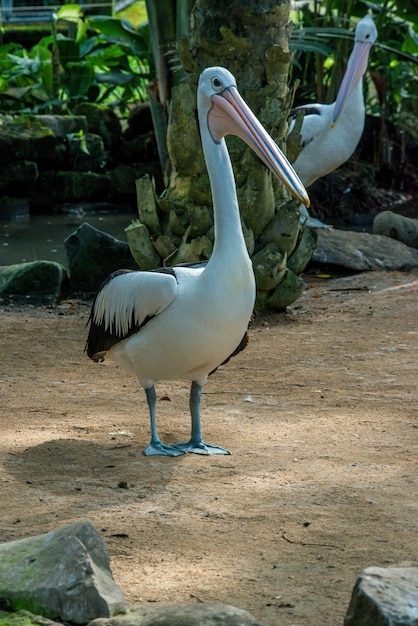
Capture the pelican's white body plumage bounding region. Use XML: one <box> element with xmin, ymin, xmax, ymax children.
<box><xmin>289</xmin><ymin>15</ymin><xmax>377</xmax><ymax>225</ymax></box>
<box><xmin>86</xmin><ymin>66</ymin><xmax>309</xmax><ymax>456</ymax></box>
<box><xmin>99</xmin><ymin>261</ymin><xmax>253</xmax><ymax>388</ymax></box>
<box><xmin>291</xmin><ymin>83</ymin><xmax>365</xmax><ymax>189</ymax></box>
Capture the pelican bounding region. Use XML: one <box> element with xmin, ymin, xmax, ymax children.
<box><xmin>289</xmin><ymin>14</ymin><xmax>378</xmax><ymax>227</ymax></box>
<box><xmin>86</xmin><ymin>66</ymin><xmax>309</xmax><ymax>457</ymax></box>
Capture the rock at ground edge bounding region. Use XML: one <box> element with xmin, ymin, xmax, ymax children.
<box><xmin>88</xmin><ymin>603</ymin><xmax>268</xmax><ymax>626</ymax></box>
<box><xmin>312</xmin><ymin>228</ymin><xmax>418</xmax><ymax>271</ymax></box>
<box><xmin>64</xmin><ymin>222</ymin><xmax>138</xmax><ymax>292</ymax></box>
<box><xmin>344</xmin><ymin>565</ymin><xmax>418</xmax><ymax>626</ymax></box>
<box><xmin>0</xmin><ymin>609</ymin><xmax>63</xmax><ymax>626</ymax></box>
<box><xmin>0</xmin><ymin>520</ymin><xmax>127</xmax><ymax>624</ymax></box>
<box><xmin>0</xmin><ymin>260</ymin><xmax>67</xmax><ymax>303</ymax></box>
<box><xmin>372</xmin><ymin>211</ymin><xmax>418</xmax><ymax>249</ymax></box>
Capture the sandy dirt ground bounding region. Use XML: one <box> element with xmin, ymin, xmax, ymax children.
<box><xmin>1</xmin><ymin>269</ymin><xmax>417</xmax><ymax>625</ymax></box>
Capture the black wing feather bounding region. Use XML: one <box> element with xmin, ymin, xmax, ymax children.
<box><xmin>209</xmin><ymin>330</ymin><xmax>249</xmax><ymax>376</ymax></box>
<box><xmin>85</xmin><ymin>267</ymin><xmax>178</xmax><ymax>361</ymax></box>
<box><xmin>290</xmin><ymin>105</ymin><xmax>322</xmax><ymax>119</ymax></box>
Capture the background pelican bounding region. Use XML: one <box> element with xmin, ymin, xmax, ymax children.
<box><xmin>86</xmin><ymin>66</ymin><xmax>309</xmax><ymax>457</ymax></box>
<box><xmin>289</xmin><ymin>14</ymin><xmax>378</xmax><ymax>227</ymax></box>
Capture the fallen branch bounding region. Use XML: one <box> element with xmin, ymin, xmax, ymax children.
<box><xmin>282</xmin><ymin>531</ymin><xmax>345</xmax><ymax>551</ymax></box>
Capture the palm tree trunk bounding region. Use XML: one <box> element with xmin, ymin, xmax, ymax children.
<box><xmin>168</xmin><ymin>0</ymin><xmax>296</xmax><ymax>237</ymax></box>
<box><xmin>132</xmin><ymin>0</ymin><xmax>316</xmax><ymax>310</ymax></box>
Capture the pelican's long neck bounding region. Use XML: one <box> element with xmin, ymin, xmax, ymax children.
<box><xmin>340</xmin><ymin>78</ymin><xmax>365</xmax><ymax>118</ymax></box>
<box><xmin>200</xmin><ymin>122</ymin><xmax>250</xmax><ymax>267</ymax></box>
<box><xmin>333</xmin><ymin>40</ymin><xmax>371</xmax><ymax>126</ymax></box>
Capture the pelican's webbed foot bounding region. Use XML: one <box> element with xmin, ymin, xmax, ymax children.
<box><xmin>180</xmin><ymin>381</ymin><xmax>232</xmax><ymax>455</ymax></box>
<box><xmin>300</xmin><ymin>215</ymin><xmax>333</xmax><ymax>229</ymax></box>
<box><xmin>174</xmin><ymin>440</ymin><xmax>231</xmax><ymax>455</ymax></box>
<box><xmin>143</xmin><ymin>442</ymin><xmax>185</xmax><ymax>457</ymax></box>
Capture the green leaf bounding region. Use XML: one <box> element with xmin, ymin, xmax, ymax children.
<box><xmin>57</xmin><ymin>39</ymin><xmax>81</xmax><ymax>66</ymax></box>
<box><xmin>30</xmin><ymin>45</ymin><xmax>54</xmax><ymax>97</ymax></box>
<box><xmin>402</xmin><ymin>29</ymin><xmax>418</xmax><ymax>55</ymax></box>
<box><xmin>290</xmin><ymin>41</ymin><xmax>336</xmax><ymax>56</ymax></box>
<box><xmin>66</xmin><ymin>63</ymin><xmax>95</xmax><ymax>99</ymax></box>
<box><xmin>83</xmin><ymin>42</ymin><xmax>126</xmax><ymax>64</ymax></box>
<box><xmin>79</xmin><ymin>36</ymin><xmax>100</xmax><ymax>58</ymax></box>
<box><xmin>55</xmin><ymin>4</ymin><xmax>86</xmax><ymax>42</ymax></box>
<box><xmin>2</xmin><ymin>85</ymin><xmax>34</xmax><ymax>100</ymax></box>
<box><xmin>7</xmin><ymin>54</ymin><xmax>43</xmax><ymax>75</ymax></box>
<box><xmin>56</xmin><ymin>4</ymin><xmax>84</xmax><ymax>23</ymax></box>
<box><xmin>86</xmin><ymin>15</ymin><xmax>148</xmax><ymax>56</ymax></box>
<box><xmin>87</xmin><ymin>15</ymin><xmax>138</xmax><ymax>37</ymax></box>
<box><xmin>95</xmin><ymin>71</ymin><xmax>133</xmax><ymax>85</ymax></box>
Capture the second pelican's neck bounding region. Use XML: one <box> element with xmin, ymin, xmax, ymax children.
<box><xmin>333</xmin><ymin>77</ymin><xmax>365</xmax><ymax>127</ymax></box>
<box><xmin>341</xmin><ymin>79</ymin><xmax>365</xmax><ymax>119</ymax></box>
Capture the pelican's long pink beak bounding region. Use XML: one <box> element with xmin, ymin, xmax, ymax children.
<box><xmin>208</xmin><ymin>86</ymin><xmax>310</xmax><ymax>208</ymax></box>
<box><xmin>331</xmin><ymin>39</ymin><xmax>373</xmax><ymax>126</ymax></box>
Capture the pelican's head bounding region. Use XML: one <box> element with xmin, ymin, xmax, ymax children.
<box><xmin>355</xmin><ymin>14</ymin><xmax>378</xmax><ymax>45</ymax></box>
<box><xmin>331</xmin><ymin>14</ymin><xmax>378</xmax><ymax>127</ymax></box>
<box><xmin>198</xmin><ymin>66</ymin><xmax>310</xmax><ymax>208</ymax></box>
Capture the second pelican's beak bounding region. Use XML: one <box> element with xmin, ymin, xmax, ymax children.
<box><xmin>208</xmin><ymin>86</ymin><xmax>310</xmax><ymax>208</ymax></box>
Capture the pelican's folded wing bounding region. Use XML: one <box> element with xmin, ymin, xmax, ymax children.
<box><xmin>86</xmin><ymin>269</ymin><xmax>178</xmax><ymax>360</ymax></box>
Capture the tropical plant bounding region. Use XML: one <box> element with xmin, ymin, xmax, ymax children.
<box><xmin>0</xmin><ymin>4</ymin><xmax>152</xmax><ymax>114</ymax></box>
<box><xmin>142</xmin><ymin>0</ymin><xmax>195</xmax><ymax>180</ymax></box>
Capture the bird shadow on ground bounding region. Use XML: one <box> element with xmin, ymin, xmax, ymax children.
<box><xmin>4</xmin><ymin>438</ymin><xmax>179</xmax><ymax>506</ymax></box>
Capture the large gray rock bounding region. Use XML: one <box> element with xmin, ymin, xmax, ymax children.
<box><xmin>68</xmin><ymin>133</ymin><xmax>106</xmax><ymax>172</ymax></box>
<box><xmin>372</xmin><ymin>211</ymin><xmax>418</xmax><ymax>249</ymax></box>
<box><xmin>0</xmin><ymin>116</ymin><xmax>56</xmax><ymax>165</ymax></box>
<box><xmin>0</xmin><ymin>260</ymin><xmax>67</xmax><ymax>303</ymax></box>
<box><xmin>65</xmin><ymin>222</ymin><xmax>138</xmax><ymax>292</ymax></box>
<box><xmin>0</xmin><ymin>520</ymin><xmax>127</xmax><ymax>624</ymax></box>
<box><xmin>0</xmin><ymin>161</ymin><xmax>38</xmax><ymax>193</ymax></box>
<box><xmin>34</xmin><ymin>115</ymin><xmax>88</xmax><ymax>139</ymax></box>
<box><xmin>312</xmin><ymin>228</ymin><xmax>418</xmax><ymax>271</ymax></box>
<box><xmin>344</xmin><ymin>566</ymin><xmax>418</xmax><ymax>626</ymax></box>
<box><xmin>89</xmin><ymin>603</ymin><xmax>267</xmax><ymax>626</ymax></box>
<box><xmin>35</xmin><ymin>171</ymin><xmax>112</xmax><ymax>205</ymax></box>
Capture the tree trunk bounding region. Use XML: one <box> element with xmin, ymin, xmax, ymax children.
<box><xmin>172</xmin><ymin>0</ymin><xmax>296</xmax><ymax>236</ymax></box>
<box><xmin>131</xmin><ymin>0</ymin><xmax>316</xmax><ymax>310</ymax></box>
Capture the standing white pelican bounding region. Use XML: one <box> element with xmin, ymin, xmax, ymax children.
<box><xmin>86</xmin><ymin>66</ymin><xmax>309</xmax><ymax>457</ymax></box>
<box><xmin>289</xmin><ymin>14</ymin><xmax>378</xmax><ymax>227</ymax></box>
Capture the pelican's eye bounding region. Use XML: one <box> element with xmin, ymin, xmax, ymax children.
<box><xmin>211</xmin><ymin>76</ymin><xmax>224</xmax><ymax>92</ymax></box>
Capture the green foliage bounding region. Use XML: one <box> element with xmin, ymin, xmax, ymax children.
<box><xmin>143</xmin><ymin>0</ymin><xmax>195</xmax><ymax>180</ymax></box>
<box><xmin>116</xmin><ymin>0</ymin><xmax>148</xmax><ymax>28</ymax></box>
<box><xmin>0</xmin><ymin>3</ymin><xmax>152</xmax><ymax>115</ymax></box>
<box><xmin>289</xmin><ymin>0</ymin><xmax>418</xmax><ymax>128</ymax></box>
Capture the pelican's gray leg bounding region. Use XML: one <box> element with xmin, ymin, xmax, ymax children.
<box><xmin>143</xmin><ymin>386</ymin><xmax>184</xmax><ymax>456</ymax></box>
<box><xmin>174</xmin><ymin>381</ymin><xmax>231</xmax><ymax>455</ymax></box>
